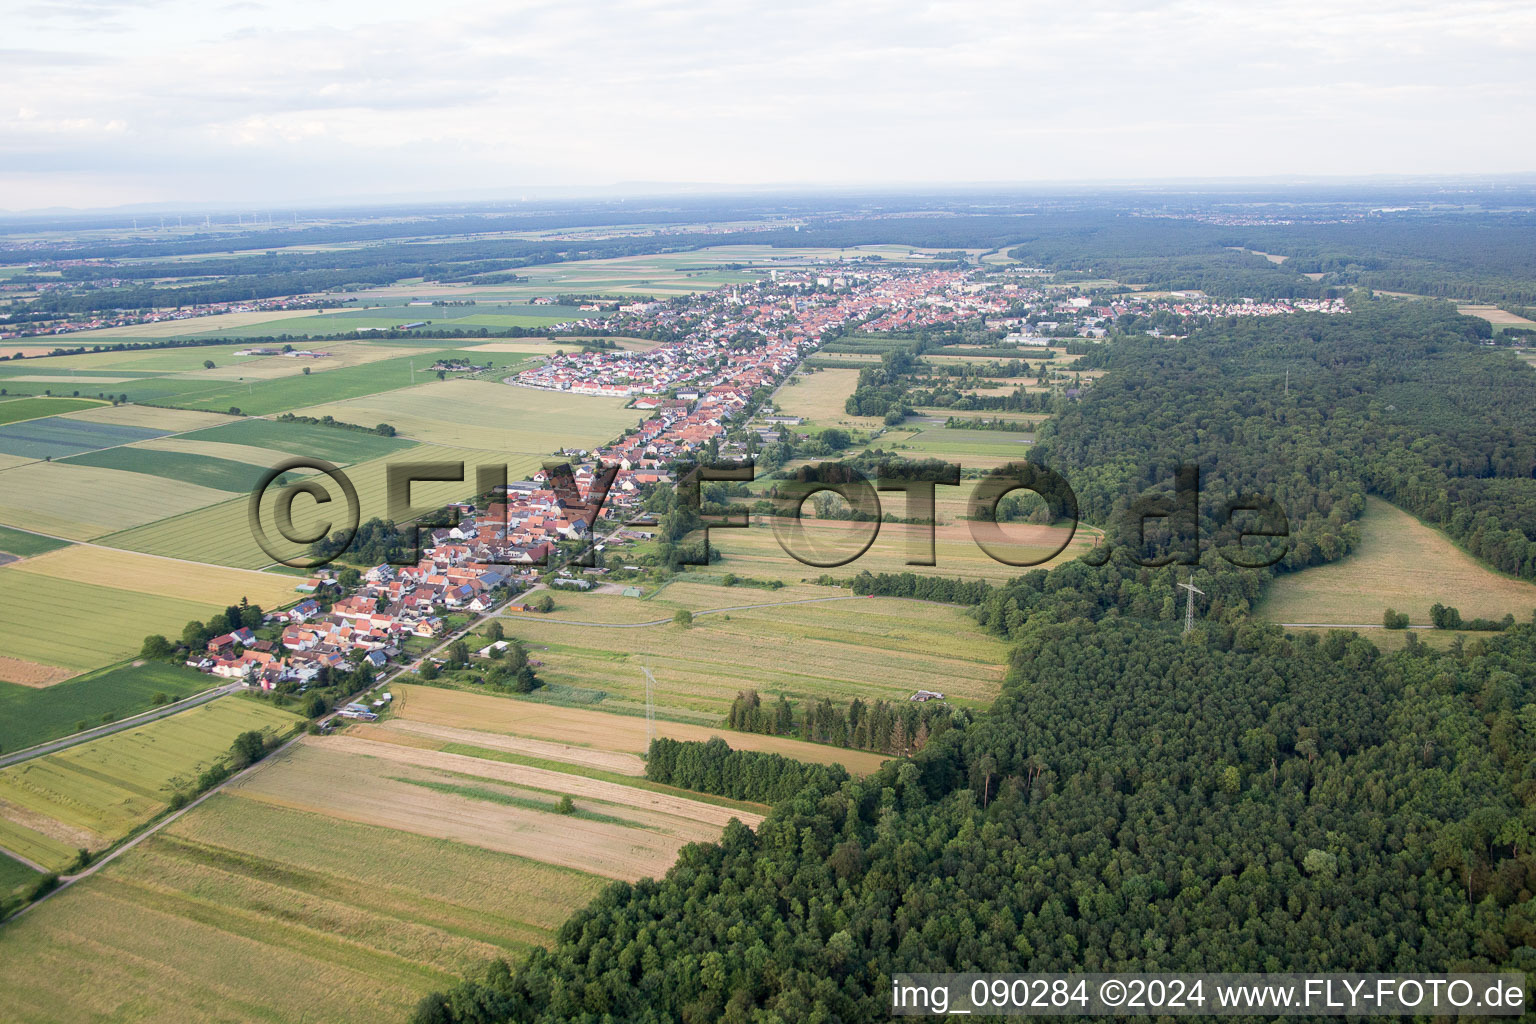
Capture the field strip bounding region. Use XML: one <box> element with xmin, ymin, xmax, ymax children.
<box><xmin>363</xmin><ymin>719</ymin><xmax>646</xmax><ymax>775</ymax></box>
<box><xmin>499</xmin><ymin>592</ymin><xmax>870</xmax><ymax>627</ymax></box>
<box><xmin>322</xmin><ymin>733</ymin><xmax>761</xmax><ymax>829</ymax></box>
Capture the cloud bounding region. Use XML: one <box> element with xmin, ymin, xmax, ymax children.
<box><xmin>0</xmin><ymin>0</ymin><xmax>1532</xmax><ymax>207</ymax></box>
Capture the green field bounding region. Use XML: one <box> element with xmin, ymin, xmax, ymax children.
<box><xmin>0</xmin><ymin>460</ymin><xmax>234</xmax><ymax>540</ymax></box>
<box><xmin>0</xmin><ymin>851</ymin><xmax>41</xmax><ymax>897</ymax></box>
<box><xmin>0</xmin><ymin>794</ymin><xmax>607</xmax><ymax>1022</ymax></box>
<box><xmin>175</xmin><ymin>416</ymin><xmax>417</xmax><ymax>464</ymax></box>
<box><xmin>0</xmin><ymin>398</ymin><xmax>108</xmax><ymax>425</ymax></box>
<box><xmin>0</xmin><ymin>570</ymin><xmax>220</xmax><ymax>674</ymax></box>
<box><xmin>1258</xmin><ymin>496</ymin><xmax>1536</xmax><ymax>626</ymax></box>
<box><xmin>57</xmin><ymin>446</ymin><xmax>280</xmax><ymax>492</ymax></box>
<box><xmin>154</xmin><ymin>349</ymin><xmax>481</xmax><ymax>415</ymax></box>
<box><xmin>0</xmin><ymin>526</ymin><xmax>70</xmax><ymax>559</ymax></box>
<box><xmin>499</xmin><ymin>580</ymin><xmax>1008</xmax><ymax>721</ymax></box>
<box><xmin>0</xmin><ymin>699</ymin><xmax>301</xmax><ymax>869</ymax></box>
<box><xmin>0</xmin><ymin>662</ymin><xmax>214</xmax><ymax>754</ymax></box>
<box><xmin>890</xmin><ymin>424</ymin><xmax>1037</xmax><ymax>463</ymax></box>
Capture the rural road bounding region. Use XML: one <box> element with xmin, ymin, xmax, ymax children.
<box><xmin>498</xmin><ymin>592</ymin><xmax>873</xmax><ymax>628</ymax></box>
<box><xmin>1277</xmin><ymin>622</ymin><xmax>1431</xmax><ymax>630</ymax></box>
<box><xmin>0</xmin><ymin>682</ymin><xmax>243</xmax><ymax>769</ymax></box>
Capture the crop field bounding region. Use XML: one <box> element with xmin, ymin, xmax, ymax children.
<box><xmin>10</xmin><ymin>545</ymin><xmax>300</xmax><ymax>609</ymax></box>
<box><xmin>59</xmin><ymin>403</ymin><xmax>234</xmax><ymax>432</ymax></box>
<box><xmin>0</xmin><ymin>794</ymin><xmax>610</xmax><ymax>1024</ymax></box>
<box><xmin>0</xmin><ymin>415</ymin><xmax>170</xmax><ymax>460</ymax></box>
<box><xmin>1258</xmin><ymin>496</ymin><xmax>1536</xmax><ymax>626</ymax></box>
<box><xmin>710</xmin><ymin>516</ymin><xmax>1088</xmax><ymax>585</ymax></box>
<box><xmin>889</xmin><ymin>424</ymin><xmax>1037</xmax><ymax>465</ymax></box>
<box><xmin>0</xmin><ymin>699</ymin><xmax>300</xmax><ymax>870</ymax></box>
<box><xmin>497</xmin><ymin>582</ymin><xmax>1007</xmax><ymax>721</ymax></box>
<box><xmin>100</xmin><ymin>443</ymin><xmax>533</xmax><ymax>568</ymax></box>
<box><xmin>0</xmin><ymin>460</ymin><xmax>231</xmax><ymax>539</ymax></box>
<box><xmin>0</xmin><ymin>526</ymin><xmax>69</xmax><ymax>559</ymax></box>
<box><xmin>170</xmin><ymin>341</ymin><xmax>439</xmax><ymax>382</ymax></box>
<box><xmin>229</xmin><ymin>738</ymin><xmax>754</xmax><ymax>879</ymax></box>
<box><xmin>292</xmin><ymin>378</ymin><xmax>639</xmax><ymax>454</ymax></box>
<box><xmin>391</xmin><ymin>683</ymin><xmax>890</xmax><ymax>773</ymax></box>
<box><xmin>174</xmin><ymin>415</ymin><xmax>416</xmax><ymax>464</ymax></box>
<box><xmin>0</xmin><ymin>570</ymin><xmax>225</xmax><ymax>676</ymax></box>
<box><xmin>0</xmin><ymin>662</ymin><xmax>213</xmax><ymax>752</ymax></box>
<box><xmin>0</xmin><ymin>398</ymin><xmax>108</xmax><ymax>425</ymax></box>
<box><xmin>30</xmin><ymin>308</ymin><xmax>319</xmax><ymax>341</ymax></box>
<box><xmin>57</xmin><ymin>446</ymin><xmax>280</xmax><ymax>492</ymax></box>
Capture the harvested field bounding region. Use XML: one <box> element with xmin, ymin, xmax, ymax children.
<box><xmin>59</xmin><ymin>404</ymin><xmax>234</xmax><ymax>432</ymax></box>
<box><xmin>365</xmin><ymin>718</ymin><xmax>647</xmax><ymax>775</ymax></box>
<box><xmin>0</xmin><ymin>461</ymin><xmax>231</xmax><ymax>539</ymax></box>
<box><xmin>230</xmin><ymin>740</ymin><xmax>728</xmax><ymax>880</ymax></box>
<box><xmin>0</xmin><ymin>658</ymin><xmax>75</xmax><ymax>688</ymax></box>
<box><xmin>0</xmin><ymin>794</ymin><xmax>606</xmax><ymax>1023</ymax></box>
<box><xmin>393</xmin><ymin>683</ymin><xmax>890</xmax><ymax>773</ymax></box>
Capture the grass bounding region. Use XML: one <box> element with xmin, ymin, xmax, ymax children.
<box><xmin>0</xmin><ymin>526</ymin><xmax>70</xmax><ymax>559</ymax></box>
<box><xmin>1258</xmin><ymin>497</ymin><xmax>1536</xmax><ymax>627</ymax></box>
<box><xmin>0</xmin><ymin>699</ymin><xmax>301</xmax><ymax>869</ymax></box>
<box><xmin>175</xmin><ymin>416</ymin><xmax>416</xmax><ymax>464</ymax></box>
<box><xmin>771</xmin><ymin>369</ymin><xmax>884</xmax><ymax>431</ymax></box>
<box><xmin>0</xmin><ymin>662</ymin><xmax>214</xmax><ymax>754</ymax></box>
<box><xmin>290</xmin><ymin>377</ymin><xmax>641</xmax><ymax>454</ymax></box>
<box><xmin>893</xmin><ymin>425</ymin><xmax>1037</xmax><ymax>462</ymax></box>
<box><xmin>0</xmin><ymin>794</ymin><xmax>606</xmax><ymax>1022</ymax></box>
<box><xmin>57</xmin><ymin>445</ymin><xmax>282</xmax><ymax>492</ymax></box>
<box><xmin>156</xmin><ymin>349</ymin><xmax>475</xmax><ymax>415</ymax></box>
<box><xmin>0</xmin><ymin>398</ymin><xmax>107</xmax><ymax>426</ymax></box>
<box><xmin>0</xmin><ymin>851</ymin><xmax>41</xmax><ymax>895</ymax></box>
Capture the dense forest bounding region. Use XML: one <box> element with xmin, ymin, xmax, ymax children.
<box><xmin>416</xmin><ymin>621</ymin><xmax>1536</xmax><ymax>1023</ymax></box>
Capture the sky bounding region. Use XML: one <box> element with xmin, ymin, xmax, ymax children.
<box><xmin>3</xmin><ymin>0</ymin><xmax>1534</xmax><ymax>210</ymax></box>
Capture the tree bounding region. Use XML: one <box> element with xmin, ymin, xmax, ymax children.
<box><xmin>486</xmin><ymin>620</ymin><xmax>504</xmax><ymax>643</ymax></box>
<box><xmin>556</xmin><ymin>795</ymin><xmax>575</xmax><ymax>815</ymax></box>
<box><xmin>534</xmin><ymin>594</ymin><xmax>554</xmax><ymax>613</ymax></box>
<box><xmin>203</xmin><ymin>359</ymin><xmax>216</xmax><ymax>369</ymax></box>
<box><xmin>230</xmin><ymin>730</ymin><xmax>267</xmax><ymax>768</ymax></box>
<box><xmin>139</xmin><ymin>634</ymin><xmax>175</xmax><ymax>660</ymax></box>
<box><xmin>1383</xmin><ymin>608</ymin><xmax>1410</xmax><ymax>629</ymax></box>
<box><xmin>673</xmin><ymin>609</ymin><xmax>694</xmax><ymax>628</ymax></box>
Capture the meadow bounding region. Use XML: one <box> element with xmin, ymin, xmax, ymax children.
<box><xmin>495</xmin><ymin>581</ymin><xmax>1007</xmax><ymax>722</ymax></box>
<box><xmin>771</xmin><ymin>368</ymin><xmax>887</xmax><ymax>432</ymax></box>
<box><xmin>174</xmin><ymin>415</ymin><xmax>416</xmax><ymax>463</ymax></box>
<box><xmin>0</xmin><ymin>794</ymin><xmax>607</xmax><ymax>1023</ymax></box>
<box><xmin>0</xmin><ymin>662</ymin><xmax>214</xmax><ymax>754</ymax></box>
<box><xmin>0</xmin><ymin>699</ymin><xmax>301</xmax><ymax>870</ymax></box>
<box><xmin>0</xmin><ymin>526</ymin><xmax>69</xmax><ymax>559</ymax></box>
<box><xmin>1258</xmin><ymin>496</ymin><xmax>1536</xmax><ymax>626</ymax></box>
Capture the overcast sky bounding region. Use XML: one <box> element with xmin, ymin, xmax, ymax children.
<box><xmin>3</xmin><ymin>0</ymin><xmax>1533</xmax><ymax>210</ymax></box>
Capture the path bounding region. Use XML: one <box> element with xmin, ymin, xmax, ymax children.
<box><xmin>1277</xmin><ymin>622</ymin><xmax>1432</xmax><ymax>630</ymax></box>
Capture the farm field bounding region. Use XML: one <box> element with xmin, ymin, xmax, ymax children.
<box><xmin>496</xmin><ymin>581</ymin><xmax>1008</xmax><ymax>720</ymax></box>
<box><xmin>0</xmin><ymin>662</ymin><xmax>214</xmax><ymax>753</ymax></box>
<box><xmin>100</xmin><ymin>443</ymin><xmax>537</xmax><ymax>568</ymax></box>
<box><xmin>1258</xmin><ymin>496</ymin><xmax>1536</xmax><ymax>626</ymax></box>
<box><xmin>0</xmin><ymin>699</ymin><xmax>300</xmax><ymax>871</ymax></box>
<box><xmin>391</xmin><ymin>682</ymin><xmax>891</xmax><ymax>774</ymax></box>
<box><xmin>0</xmin><ymin>414</ymin><xmax>170</xmax><ymax>461</ymax></box>
<box><xmin>9</xmin><ymin>545</ymin><xmax>300</xmax><ymax>609</ymax></box>
<box><xmin>0</xmin><ymin>526</ymin><xmax>69</xmax><ymax>559</ymax></box>
<box><xmin>0</xmin><ymin>793</ymin><xmax>610</xmax><ymax>1024</ymax></box>
<box><xmin>174</xmin><ymin>415</ymin><xmax>416</xmax><ymax>464</ymax></box>
<box><xmin>30</xmin><ymin>308</ymin><xmax>318</xmax><ymax>341</ymax></box>
<box><xmin>292</xmin><ymin>378</ymin><xmax>639</xmax><ymax>453</ymax></box>
<box><xmin>0</xmin><ymin>398</ymin><xmax>108</xmax><ymax>426</ymax></box>
<box><xmin>0</xmin><ymin>460</ymin><xmax>232</xmax><ymax>539</ymax></box>
<box><xmin>0</xmin><ymin>570</ymin><xmax>230</xmax><ymax>678</ymax></box>
<box><xmin>59</xmin><ymin>403</ymin><xmax>234</xmax><ymax>432</ymax></box>
<box><xmin>57</xmin><ymin>445</ymin><xmax>281</xmax><ymax>492</ymax></box>
<box><xmin>890</xmin><ymin>424</ymin><xmax>1037</xmax><ymax>464</ymax></box>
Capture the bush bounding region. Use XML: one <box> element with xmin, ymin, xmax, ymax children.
<box><xmin>1383</xmin><ymin>609</ymin><xmax>1410</xmax><ymax>630</ymax></box>
<box><xmin>673</xmin><ymin>609</ymin><xmax>693</xmax><ymax>627</ymax></box>
<box><xmin>556</xmin><ymin>795</ymin><xmax>575</xmax><ymax>815</ymax></box>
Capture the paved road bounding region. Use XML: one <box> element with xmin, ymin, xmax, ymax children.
<box><xmin>0</xmin><ymin>682</ymin><xmax>243</xmax><ymax>770</ymax></box>
<box><xmin>497</xmin><ymin>592</ymin><xmax>872</xmax><ymax>628</ymax></box>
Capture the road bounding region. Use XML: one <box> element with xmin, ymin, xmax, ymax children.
<box><xmin>0</xmin><ymin>682</ymin><xmax>243</xmax><ymax>769</ymax></box>
<box><xmin>1277</xmin><ymin>622</ymin><xmax>1431</xmax><ymax>630</ymax></box>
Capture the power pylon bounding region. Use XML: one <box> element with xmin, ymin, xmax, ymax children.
<box><xmin>1177</xmin><ymin>576</ymin><xmax>1205</xmax><ymax>634</ymax></box>
<box><xmin>641</xmin><ymin>666</ymin><xmax>658</xmax><ymax>746</ymax></box>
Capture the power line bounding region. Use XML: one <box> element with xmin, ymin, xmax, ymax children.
<box><xmin>1177</xmin><ymin>576</ymin><xmax>1205</xmax><ymax>634</ymax></box>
